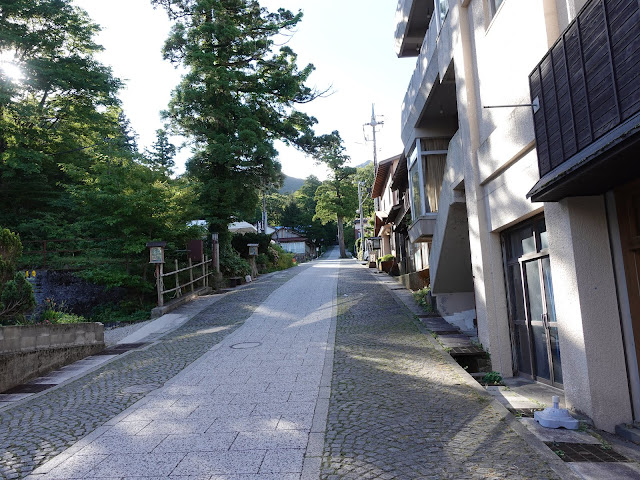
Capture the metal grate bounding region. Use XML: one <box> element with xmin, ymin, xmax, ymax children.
<box><xmin>447</xmin><ymin>345</ymin><xmax>486</xmax><ymax>356</ymax></box>
<box><xmin>545</xmin><ymin>442</ymin><xmax>631</xmax><ymax>462</ymax></box>
<box><xmin>507</xmin><ymin>407</ymin><xmax>543</xmax><ymax>418</ymax></box>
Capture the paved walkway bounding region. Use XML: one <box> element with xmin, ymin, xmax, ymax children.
<box><xmin>0</xmin><ymin>259</ymin><xmax>317</xmax><ymax>479</ymax></box>
<box><xmin>18</xmin><ymin>250</ymin><xmax>340</xmax><ymax>480</ymax></box>
<box><xmin>320</xmin><ymin>260</ymin><xmax>568</xmax><ymax>480</ymax></box>
<box><xmin>2</xmin><ymin>250</ymin><xmax>623</xmax><ymax>479</ymax></box>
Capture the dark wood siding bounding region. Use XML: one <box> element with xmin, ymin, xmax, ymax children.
<box><xmin>529</xmin><ymin>0</ymin><xmax>640</xmax><ymax>177</ymax></box>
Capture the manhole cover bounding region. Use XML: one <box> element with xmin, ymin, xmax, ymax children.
<box><xmin>230</xmin><ymin>342</ymin><xmax>262</xmax><ymax>349</ymax></box>
<box><xmin>2</xmin><ymin>383</ymin><xmax>56</xmax><ymax>394</ymax></box>
<box><xmin>545</xmin><ymin>442</ymin><xmax>631</xmax><ymax>462</ymax></box>
<box><xmin>121</xmin><ymin>384</ymin><xmax>160</xmax><ymax>394</ymax></box>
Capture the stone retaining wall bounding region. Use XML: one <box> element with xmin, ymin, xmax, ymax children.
<box><xmin>0</xmin><ymin>323</ymin><xmax>104</xmax><ymax>393</ymax></box>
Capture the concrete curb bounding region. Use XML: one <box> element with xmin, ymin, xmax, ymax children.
<box><xmin>301</xmin><ymin>258</ymin><xmax>339</xmax><ymax>480</ymax></box>
<box><xmin>359</xmin><ymin>260</ymin><xmax>581</xmax><ymax>480</ymax></box>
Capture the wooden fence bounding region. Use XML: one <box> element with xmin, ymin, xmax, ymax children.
<box><xmin>155</xmin><ymin>256</ymin><xmax>212</xmax><ymax>307</ymax></box>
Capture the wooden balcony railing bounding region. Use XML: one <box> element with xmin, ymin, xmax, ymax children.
<box><xmin>528</xmin><ymin>0</ymin><xmax>639</xmax><ymax>192</ymax></box>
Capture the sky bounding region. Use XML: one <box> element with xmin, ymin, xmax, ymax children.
<box><xmin>72</xmin><ymin>0</ymin><xmax>416</xmax><ymax>180</ymax></box>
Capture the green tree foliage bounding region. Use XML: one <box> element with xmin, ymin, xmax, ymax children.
<box><xmin>0</xmin><ymin>0</ymin><xmax>123</xmax><ymax>237</ymax></box>
<box><xmin>355</xmin><ymin>162</ymin><xmax>375</xmax><ymax>219</ymax></box>
<box><xmin>0</xmin><ymin>1</ymin><xmax>205</xmax><ymax>308</ymax></box>
<box><xmin>313</xmin><ymin>133</ymin><xmax>358</xmax><ymax>258</ymax></box>
<box><xmin>0</xmin><ymin>228</ymin><xmax>35</xmax><ymax>324</ymax></box>
<box><xmin>145</xmin><ymin>129</ymin><xmax>176</xmax><ymax>174</ymax></box>
<box><xmin>152</xmin><ymin>0</ymin><xmax>321</xmax><ymax>235</ymax></box>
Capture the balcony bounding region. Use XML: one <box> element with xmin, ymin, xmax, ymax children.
<box><xmin>395</xmin><ymin>0</ymin><xmax>433</xmax><ymax>58</ymax></box>
<box><xmin>527</xmin><ymin>0</ymin><xmax>640</xmax><ymax>202</ymax></box>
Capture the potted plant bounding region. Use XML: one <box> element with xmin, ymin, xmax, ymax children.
<box><xmin>377</xmin><ymin>254</ymin><xmax>395</xmax><ymax>273</ymax></box>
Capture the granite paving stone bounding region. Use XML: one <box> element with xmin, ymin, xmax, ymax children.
<box><xmin>0</xmin><ymin>266</ymin><xmax>305</xmax><ymax>479</ymax></box>
<box><xmin>16</xmin><ymin>251</ymin><xmax>340</xmax><ymax>480</ymax></box>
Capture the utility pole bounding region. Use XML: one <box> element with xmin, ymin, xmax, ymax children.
<box><xmin>364</xmin><ymin>104</ymin><xmax>384</xmax><ymax>211</ymax></box>
<box><xmin>358</xmin><ymin>181</ymin><xmax>365</xmax><ymax>259</ymax></box>
<box><xmin>363</xmin><ymin>104</ymin><xmax>384</xmax><ymax>174</ymax></box>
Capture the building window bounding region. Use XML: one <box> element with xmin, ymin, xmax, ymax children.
<box><xmin>436</xmin><ymin>0</ymin><xmax>449</xmax><ymax>27</ymax></box>
<box><xmin>489</xmin><ymin>0</ymin><xmax>504</xmax><ymax>18</ymax></box>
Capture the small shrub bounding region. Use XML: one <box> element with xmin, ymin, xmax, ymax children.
<box><xmin>89</xmin><ymin>302</ymin><xmax>151</xmax><ymax>326</ymax></box>
<box><xmin>0</xmin><ymin>272</ymin><xmax>36</xmax><ymax>325</ymax></box>
<box><xmin>273</xmin><ymin>244</ymin><xmax>294</xmax><ymax>270</ymax></box>
<box><xmin>482</xmin><ymin>371</ymin><xmax>503</xmax><ymax>385</ymax></box>
<box><xmin>377</xmin><ymin>254</ymin><xmax>395</xmax><ymax>264</ymax></box>
<box><xmin>220</xmin><ymin>244</ymin><xmax>251</xmax><ymax>277</ymax></box>
<box><xmin>39</xmin><ymin>298</ymin><xmax>86</xmax><ymax>325</ymax></box>
<box><xmin>78</xmin><ymin>267</ymin><xmax>152</xmax><ymax>291</ymax></box>
<box><xmin>413</xmin><ymin>286</ymin><xmax>433</xmax><ymax>313</ymax></box>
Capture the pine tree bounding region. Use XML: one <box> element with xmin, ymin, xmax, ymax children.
<box><xmin>145</xmin><ymin>129</ymin><xmax>176</xmax><ymax>174</ymax></box>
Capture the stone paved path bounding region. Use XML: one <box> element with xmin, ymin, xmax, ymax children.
<box><xmin>320</xmin><ymin>260</ymin><xmax>562</xmax><ymax>480</ymax></box>
<box><xmin>0</xmin><ymin>262</ymin><xmax>311</xmax><ymax>479</ymax></box>
<box><xmin>20</xmin><ymin>250</ymin><xmax>340</xmax><ymax>479</ymax></box>
<box><xmin>2</xmin><ymin>251</ymin><xmax>575</xmax><ymax>480</ymax></box>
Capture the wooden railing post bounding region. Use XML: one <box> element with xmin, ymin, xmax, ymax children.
<box><xmin>156</xmin><ymin>264</ymin><xmax>164</xmax><ymax>307</ymax></box>
<box><xmin>188</xmin><ymin>258</ymin><xmax>194</xmax><ymax>292</ymax></box>
<box><xmin>202</xmin><ymin>255</ymin><xmax>206</xmax><ymax>288</ymax></box>
<box><xmin>174</xmin><ymin>259</ymin><xmax>180</xmax><ymax>297</ymax></box>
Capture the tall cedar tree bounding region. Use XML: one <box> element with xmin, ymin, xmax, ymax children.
<box><xmin>145</xmin><ymin>129</ymin><xmax>177</xmax><ymax>174</ymax></box>
<box><xmin>313</xmin><ymin>132</ymin><xmax>358</xmax><ymax>258</ymax></box>
<box><xmin>152</xmin><ymin>0</ymin><xmax>320</xmax><ymax>237</ymax></box>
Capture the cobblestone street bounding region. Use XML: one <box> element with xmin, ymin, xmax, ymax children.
<box><xmin>1</xmin><ymin>252</ymin><xmax>578</xmax><ymax>479</ymax></box>
<box><xmin>320</xmin><ymin>261</ymin><xmax>563</xmax><ymax>480</ymax></box>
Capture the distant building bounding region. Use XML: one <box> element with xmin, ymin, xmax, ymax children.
<box><xmin>271</xmin><ymin>227</ymin><xmax>315</xmax><ymax>261</ymax></box>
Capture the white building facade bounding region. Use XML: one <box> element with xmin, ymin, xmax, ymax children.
<box><xmin>395</xmin><ymin>0</ymin><xmax>640</xmax><ymax>431</ymax></box>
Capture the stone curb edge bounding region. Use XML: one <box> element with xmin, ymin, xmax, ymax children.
<box><xmin>358</xmin><ymin>260</ymin><xmax>581</xmax><ymax>480</ymax></box>
<box><xmin>301</xmin><ymin>258</ymin><xmax>339</xmax><ymax>480</ymax></box>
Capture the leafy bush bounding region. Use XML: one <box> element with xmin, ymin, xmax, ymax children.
<box><xmin>0</xmin><ymin>228</ymin><xmax>36</xmax><ymax>325</ymax></box>
<box><xmin>482</xmin><ymin>371</ymin><xmax>503</xmax><ymax>385</ymax></box>
<box><xmin>39</xmin><ymin>298</ymin><xmax>85</xmax><ymax>325</ymax></box>
<box><xmin>230</xmin><ymin>232</ymin><xmax>272</xmax><ymax>258</ymax></box>
<box><xmin>0</xmin><ymin>272</ymin><xmax>36</xmax><ymax>324</ymax></box>
<box><xmin>378</xmin><ymin>254</ymin><xmax>395</xmax><ymax>263</ymax></box>
<box><xmin>90</xmin><ymin>302</ymin><xmax>151</xmax><ymax>326</ymax></box>
<box><xmin>220</xmin><ymin>244</ymin><xmax>251</xmax><ymax>277</ymax></box>
<box><xmin>267</xmin><ymin>244</ymin><xmax>293</xmax><ymax>271</ymax></box>
<box><xmin>413</xmin><ymin>286</ymin><xmax>434</xmax><ymax>313</ymax></box>
<box><xmin>256</xmin><ymin>253</ymin><xmax>269</xmax><ymax>266</ymax></box>
<box><xmin>78</xmin><ymin>267</ymin><xmax>152</xmax><ymax>291</ymax></box>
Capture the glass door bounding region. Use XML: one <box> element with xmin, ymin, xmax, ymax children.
<box><xmin>522</xmin><ymin>256</ymin><xmax>562</xmax><ymax>386</ymax></box>
<box><xmin>503</xmin><ymin>217</ymin><xmax>562</xmax><ymax>387</ymax></box>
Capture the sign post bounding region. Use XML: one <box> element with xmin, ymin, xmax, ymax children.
<box><xmin>247</xmin><ymin>243</ymin><xmax>259</xmax><ymax>278</ymax></box>
<box><xmin>147</xmin><ymin>241</ymin><xmax>166</xmax><ymax>307</ymax></box>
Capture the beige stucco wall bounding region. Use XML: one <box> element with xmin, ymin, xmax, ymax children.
<box><xmin>546</xmin><ymin>197</ymin><xmax>632</xmax><ymax>432</ymax></box>
<box><xmin>398</xmin><ymin>0</ymin><xmax>634</xmax><ymax>430</ymax></box>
